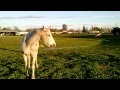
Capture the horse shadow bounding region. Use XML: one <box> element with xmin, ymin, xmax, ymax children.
<box><xmin>100</xmin><ymin>36</ymin><xmax>120</xmax><ymax>47</ymax></box>
<box><xmin>0</xmin><ymin>48</ymin><xmax>21</xmax><ymax>53</ymax></box>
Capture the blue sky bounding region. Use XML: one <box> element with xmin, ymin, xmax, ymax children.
<box><xmin>0</xmin><ymin>11</ymin><xmax>120</xmax><ymax>30</ymax></box>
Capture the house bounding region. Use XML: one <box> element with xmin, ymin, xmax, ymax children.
<box><xmin>0</xmin><ymin>30</ymin><xmax>19</xmax><ymax>36</ymax></box>
<box><xmin>0</xmin><ymin>30</ymin><xmax>28</xmax><ymax>36</ymax></box>
<box><xmin>16</xmin><ymin>31</ymin><xmax>29</xmax><ymax>36</ymax></box>
<box><xmin>89</xmin><ymin>30</ymin><xmax>99</xmax><ymax>34</ymax></box>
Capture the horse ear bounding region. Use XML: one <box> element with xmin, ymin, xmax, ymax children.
<box><xmin>42</xmin><ymin>25</ymin><xmax>44</xmax><ymax>29</ymax></box>
<box><xmin>41</xmin><ymin>25</ymin><xmax>45</xmax><ymax>31</ymax></box>
<box><xmin>41</xmin><ymin>25</ymin><xmax>47</xmax><ymax>32</ymax></box>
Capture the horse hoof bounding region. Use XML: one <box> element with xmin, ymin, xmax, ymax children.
<box><xmin>25</xmin><ymin>76</ymin><xmax>31</xmax><ymax>79</ymax></box>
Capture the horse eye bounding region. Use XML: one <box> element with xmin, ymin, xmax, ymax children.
<box><xmin>48</xmin><ymin>35</ymin><xmax>50</xmax><ymax>36</ymax></box>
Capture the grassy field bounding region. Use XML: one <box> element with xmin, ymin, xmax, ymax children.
<box><xmin>0</xmin><ymin>34</ymin><xmax>120</xmax><ymax>79</ymax></box>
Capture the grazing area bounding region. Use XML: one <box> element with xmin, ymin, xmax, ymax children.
<box><xmin>0</xmin><ymin>34</ymin><xmax>120</xmax><ymax>79</ymax></box>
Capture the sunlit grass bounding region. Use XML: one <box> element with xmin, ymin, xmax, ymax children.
<box><xmin>0</xmin><ymin>34</ymin><xmax>120</xmax><ymax>79</ymax></box>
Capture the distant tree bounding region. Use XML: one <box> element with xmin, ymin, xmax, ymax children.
<box><xmin>92</xmin><ymin>26</ymin><xmax>94</xmax><ymax>30</ymax></box>
<box><xmin>93</xmin><ymin>27</ymin><xmax>101</xmax><ymax>31</ymax></box>
<box><xmin>90</xmin><ymin>26</ymin><xmax>103</xmax><ymax>33</ymax></box>
<box><xmin>25</xmin><ymin>28</ymin><xmax>33</xmax><ymax>32</ymax></box>
<box><xmin>82</xmin><ymin>25</ymin><xmax>88</xmax><ymax>33</ymax></box>
<box><xmin>50</xmin><ymin>28</ymin><xmax>58</xmax><ymax>32</ymax></box>
<box><xmin>6</xmin><ymin>27</ymin><xmax>12</xmax><ymax>30</ymax></box>
<box><xmin>13</xmin><ymin>26</ymin><xmax>20</xmax><ymax>31</ymax></box>
<box><xmin>2</xmin><ymin>27</ymin><xmax>7</xmax><ymax>30</ymax></box>
<box><xmin>62</xmin><ymin>24</ymin><xmax>67</xmax><ymax>30</ymax></box>
<box><xmin>111</xmin><ymin>27</ymin><xmax>120</xmax><ymax>36</ymax></box>
<box><xmin>69</xmin><ymin>29</ymin><xmax>74</xmax><ymax>32</ymax></box>
<box><xmin>59</xmin><ymin>29</ymin><xmax>63</xmax><ymax>32</ymax></box>
<box><xmin>82</xmin><ymin>25</ymin><xmax>85</xmax><ymax>32</ymax></box>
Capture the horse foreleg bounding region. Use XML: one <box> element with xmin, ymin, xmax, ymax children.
<box><xmin>32</xmin><ymin>55</ymin><xmax>37</xmax><ymax>79</ymax></box>
<box><xmin>27</xmin><ymin>55</ymin><xmax>31</xmax><ymax>69</ymax></box>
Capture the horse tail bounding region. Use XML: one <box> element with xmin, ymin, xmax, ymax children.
<box><xmin>21</xmin><ymin>35</ymin><xmax>27</xmax><ymax>53</ymax></box>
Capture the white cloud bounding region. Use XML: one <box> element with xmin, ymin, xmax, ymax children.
<box><xmin>92</xmin><ymin>15</ymin><xmax>116</xmax><ymax>18</ymax></box>
<box><xmin>18</xmin><ymin>16</ymin><xmax>47</xmax><ymax>19</ymax></box>
<box><xmin>56</xmin><ymin>16</ymin><xmax>79</xmax><ymax>18</ymax></box>
<box><xmin>0</xmin><ymin>17</ymin><xmax>16</xmax><ymax>19</ymax></box>
<box><xmin>0</xmin><ymin>16</ymin><xmax>47</xmax><ymax>19</ymax></box>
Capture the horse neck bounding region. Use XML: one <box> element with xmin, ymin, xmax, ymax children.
<box><xmin>25</xmin><ymin>30</ymin><xmax>40</xmax><ymax>47</ymax></box>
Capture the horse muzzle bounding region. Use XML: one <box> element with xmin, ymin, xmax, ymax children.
<box><xmin>50</xmin><ymin>43</ymin><xmax>56</xmax><ymax>47</ymax></box>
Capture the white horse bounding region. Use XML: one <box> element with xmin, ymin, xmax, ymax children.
<box><xmin>95</xmin><ymin>33</ymin><xmax>102</xmax><ymax>38</ymax></box>
<box><xmin>21</xmin><ymin>26</ymin><xmax>56</xmax><ymax>79</ymax></box>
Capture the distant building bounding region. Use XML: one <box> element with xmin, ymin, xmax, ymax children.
<box><xmin>89</xmin><ymin>30</ymin><xmax>99</xmax><ymax>34</ymax></box>
<box><xmin>0</xmin><ymin>30</ymin><xmax>18</xmax><ymax>36</ymax></box>
<box><xmin>16</xmin><ymin>31</ymin><xmax>29</xmax><ymax>36</ymax></box>
<box><xmin>0</xmin><ymin>30</ymin><xmax>28</xmax><ymax>36</ymax></box>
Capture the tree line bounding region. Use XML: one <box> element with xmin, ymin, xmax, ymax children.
<box><xmin>0</xmin><ymin>24</ymin><xmax>120</xmax><ymax>36</ymax></box>
<box><xmin>0</xmin><ymin>26</ymin><xmax>20</xmax><ymax>31</ymax></box>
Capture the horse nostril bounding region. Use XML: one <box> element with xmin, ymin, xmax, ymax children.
<box><xmin>50</xmin><ymin>44</ymin><xmax>56</xmax><ymax>47</ymax></box>
<box><xmin>50</xmin><ymin>45</ymin><xmax>53</xmax><ymax>47</ymax></box>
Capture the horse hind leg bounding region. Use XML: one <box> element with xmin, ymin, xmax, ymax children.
<box><xmin>23</xmin><ymin>54</ymin><xmax>29</xmax><ymax>77</ymax></box>
<box><xmin>35</xmin><ymin>56</ymin><xmax>38</xmax><ymax>68</ymax></box>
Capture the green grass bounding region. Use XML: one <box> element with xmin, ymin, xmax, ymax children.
<box><xmin>0</xmin><ymin>34</ymin><xmax>120</xmax><ymax>79</ymax></box>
